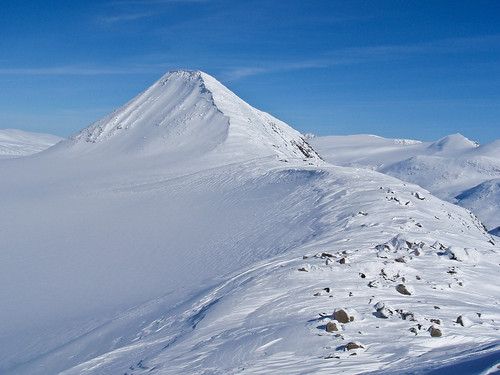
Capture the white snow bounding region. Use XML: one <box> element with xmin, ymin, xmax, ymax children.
<box><xmin>0</xmin><ymin>129</ymin><xmax>62</xmax><ymax>158</ymax></box>
<box><xmin>0</xmin><ymin>71</ymin><xmax>498</xmax><ymax>375</ymax></box>
<box><xmin>60</xmin><ymin>70</ymin><xmax>319</xmax><ymax>163</ymax></box>
<box><xmin>310</xmin><ymin>134</ymin><xmax>500</xmax><ymax>231</ymax></box>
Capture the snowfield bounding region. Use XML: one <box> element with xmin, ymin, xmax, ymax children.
<box><xmin>1</xmin><ymin>70</ymin><xmax>499</xmax><ymax>375</ymax></box>
<box><xmin>0</xmin><ymin>129</ymin><xmax>62</xmax><ymax>158</ymax></box>
<box><xmin>309</xmin><ymin>134</ymin><xmax>500</xmax><ymax>233</ymax></box>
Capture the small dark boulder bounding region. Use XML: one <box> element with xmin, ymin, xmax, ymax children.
<box><xmin>333</xmin><ymin>309</ymin><xmax>350</xmax><ymax>323</ymax></box>
<box><xmin>429</xmin><ymin>326</ymin><xmax>442</xmax><ymax>337</ymax></box>
<box><xmin>344</xmin><ymin>342</ymin><xmax>363</xmax><ymax>350</ymax></box>
<box><xmin>326</xmin><ymin>322</ymin><xmax>339</xmax><ymax>332</ymax></box>
<box><xmin>368</xmin><ymin>280</ymin><xmax>380</xmax><ymax>288</ymax></box>
<box><xmin>456</xmin><ymin>315</ymin><xmax>472</xmax><ymax>327</ymax></box>
<box><xmin>396</xmin><ymin>284</ymin><xmax>412</xmax><ymax>295</ymax></box>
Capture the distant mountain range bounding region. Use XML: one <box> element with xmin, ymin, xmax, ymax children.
<box><xmin>309</xmin><ymin>133</ymin><xmax>500</xmax><ymax>232</ymax></box>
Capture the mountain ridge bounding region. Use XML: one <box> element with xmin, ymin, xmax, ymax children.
<box><xmin>57</xmin><ymin>70</ymin><xmax>320</xmax><ymax>162</ymax></box>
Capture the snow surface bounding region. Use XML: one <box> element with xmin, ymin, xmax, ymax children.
<box><xmin>1</xmin><ymin>71</ymin><xmax>499</xmax><ymax>375</ymax></box>
<box><xmin>0</xmin><ymin>129</ymin><xmax>62</xmax><ymax>158</ymax></box>
<box><xmin>310</xmin><ymin>134</ymin><xmax>500</xmax><ymax>231</ymax></box>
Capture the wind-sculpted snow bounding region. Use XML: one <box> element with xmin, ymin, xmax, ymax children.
<box><xmin>0</xmin><ymin>72</ymin><xmax>499</xmax><ymax>374</ymax></box>
<box><xmin>1</xmin><ymin>156</ymin><xmax>498</xmax><ymax>375</ymax></box>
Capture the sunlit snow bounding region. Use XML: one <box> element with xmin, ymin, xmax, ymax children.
<box><xmin>1</xmin><ymin>71</ymin><xmax>498</xmax><ymax>375</ymax></box>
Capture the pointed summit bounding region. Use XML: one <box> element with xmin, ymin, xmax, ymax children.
<box><xmin>426</xmin><ymin>133</ymin><xmax>479</xmax><ymax>155</ymax></box>
<box><xmin>64</xmin><ymin>70</ymin><xmax>320</xmax><ymax>161</ymax></box>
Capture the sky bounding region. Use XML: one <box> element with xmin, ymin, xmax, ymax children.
<box><xmin>0</xmin><ymin>0</ymin><xmax>499</xmax><ymax>144</ymax></box>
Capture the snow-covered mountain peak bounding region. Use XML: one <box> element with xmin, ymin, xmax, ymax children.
<box><xmin>426</xmin><ymin>133</ymin><xmax>479</xmax><ymax>154</ymax></box>
<box><xmin>63</xmin><ymin>70</ymin><xmax>320</xmax><ymax>161</ymax></box>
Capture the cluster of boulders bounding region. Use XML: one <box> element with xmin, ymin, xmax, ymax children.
<box><xmin>298</xmin><ymin>228</ymin><xmax>485</xmax><ymax>360</ymax></box>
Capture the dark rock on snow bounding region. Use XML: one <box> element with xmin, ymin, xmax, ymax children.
<box><xmin>334</xmin><ymin>309</ymin><xmax>350</xmax><ymax>323</ymax></box>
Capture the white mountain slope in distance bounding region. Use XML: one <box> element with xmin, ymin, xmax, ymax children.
<box><xmin>0</xmin><ymin>129</ymin><xmax>62</xmax><ymax>158</ymax></box>
<box><xmin>1</xmin><ymin>71</ymin><xmax>499</xmax><ymax>375</ymax></box>
<box><xmin>53</xmin><ymin>69</ymin><xmax>319</xmax><ymax>163</ymax></box>
<box><xmin>309</xmin><ymin>134</ymin><xmax>500</xmax><ymax>232</ymax></box>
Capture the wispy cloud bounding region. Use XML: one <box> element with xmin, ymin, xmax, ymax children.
<box><xmin>328</xmin><ymin>34</ymin><xmax>500</xmax><ymax>60</ymax></box>
<box><xmin>100</xmin><ymin>12</ymin><xmax>154</xmax><ymax>24</ymax></box>
<box><xmin>222</xmin><ymin>61</ymin><xmax>327</xmax><ymax>81</ymax></box>
<box><xmin>0</xmin><ymin>65</ymin><xmax>155</xmax><ymax>75</ymax></box>
<box><xmin>105</xmin><ymin>0</ymin><xmax>208</xmax><ymax>5</ymax></box>
<box><xmin>97</xmin><ymin>0</ymin><xmax>209</xmax><ymax>25</ymax></box>
<box><xmin>222</xmin><ymin>34</ymin><xmax>500</xmax><ymax>80</ymax></box>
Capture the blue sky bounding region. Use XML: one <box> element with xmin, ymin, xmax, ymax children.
<box><xmin>0</xmin><ymin>0</ymin><xmax>499</xmax><ymax>144</ymax></box>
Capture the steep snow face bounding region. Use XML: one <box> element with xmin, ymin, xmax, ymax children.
<box><xmin>199</xmin><ymin>72</ymin><xmax>319</xmax><ymax>161</ymax></box>
<box><xmin>59</xmin><ymin>70</ymin><xmax>319</xmax><ymax>161</ymax></box>
<box><xmin>455</xmin><ymin>178</ymin><xmax>500</xmax><ymax>230</ymax></box>
<box><xmin>0</xmin><ymin>129</ymin><xmax>62</xmax><ymax>158</ymax></box>
<box><xmin>65</xmin><ymin>70</ymin><xmax>229</xmax><ymax>157</ymax></box>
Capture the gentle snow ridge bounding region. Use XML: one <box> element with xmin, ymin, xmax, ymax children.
<box><xmin>0</xmin><ymin>129</ymin><xmax>62</xmax><ymax>158</ymax></box>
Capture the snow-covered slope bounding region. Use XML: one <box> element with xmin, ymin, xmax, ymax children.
<box><xmin>0</xmin><ymin>129</ymin><xmax>62</xmax><ymax>158</ymax></box>
<box><xmin>1</xmin><ymin>71</ymin><xmax>499</xmax><ymax>375</ymax></box>
<box><xmin>55</xmin><ymin>70</ymin><xmax>319</xmax><ymax>162</ymax></box>
<box><xmin>310</xmin><ymin>134</ymin><xmax>500</xmax><ymax>231</ymax></box>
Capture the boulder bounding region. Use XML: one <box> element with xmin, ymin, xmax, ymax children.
<box><xmin>456</xmin><ymin>315</ymin><xmax>473</xmax><ymax>327</ymax></box>
<box><xmin>333</xmin><ymin>309</ymin><xmax>350</xmax><ymax>323</ymax></box>
<box><xmin>326</xmin><ymin>322</ymin><xmax>339</xmax><ymax>332</ymax></box>
<box><xmin>429</xmin><ymin>326</ymin><xmax>442</xmax><ymax>337</ymax></box>
<box><xmin>344</xmin><ymin>342</ymin><xmax>363</xmax><ymax>350</ymax></box>
<box><xmin>396</xmin><ymin>284</ymin><xmax>412</xmax><ymax>295</ymax></box>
